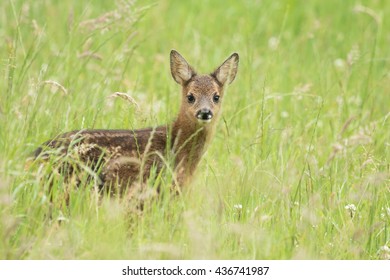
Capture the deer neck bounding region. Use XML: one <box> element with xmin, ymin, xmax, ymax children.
<box><xmin>170</xmin><ymin>115</ymin><xmax>216</xmax><ymax>175</ymax></box>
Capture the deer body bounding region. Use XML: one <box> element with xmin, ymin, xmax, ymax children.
<box><xmin>34</xmin><ymin>50</ymin><xmax>239</xmax><ymax>195</ymax></box>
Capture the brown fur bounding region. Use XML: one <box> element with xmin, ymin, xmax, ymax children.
<box><xmin>34</xmin><ymin>50</ymin><xmax>239</xmax><ymax>196</ymax></box>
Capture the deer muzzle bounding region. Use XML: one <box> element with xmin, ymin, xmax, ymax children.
<box><xmin>196</xmin><ymin>108</ymin><xmax>213</xmax><ymax>122</ymax></box>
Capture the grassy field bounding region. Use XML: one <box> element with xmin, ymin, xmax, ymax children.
<box><xmin>0</xmin><ymin>0</ymin><xmax>389</xmax><ymax>259</ymax></box>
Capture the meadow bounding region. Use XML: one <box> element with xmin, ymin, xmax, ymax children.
<box><xmin>0</xmin><ymin>0</ymin><xmax>389</xmax><ymax>259</ymax></box>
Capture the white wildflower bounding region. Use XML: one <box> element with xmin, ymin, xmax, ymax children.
<box><xmin>268</xmin><ymin>37</ymin><xmax>279</xmax><ymax>51</ymax></box>
<box><xmin>334</xmin><ymin>58</ymin><xmax>346</xmax><ymax>70</ymax></box>
<box><xmin>281</xmin><ymin>111</ymin><xmax>289</xmax><ymax>118</ymax></box>
<box><xmin>345</xmin><ymin>204</ymin><xmax>357</xmax><ymax>218</ymax></box>
<box><xmin>379</xmin><ymin>245</ymin><xmax>390</xmax><ymax>253</ymax></box>
<box><xmin>233</xmin><ymin>204</ymin><xmax>242</xmax><ymax>210</ymax></box>
<box><xmin>378</xmin><ymin>245</ymin><xmax>390</xmax><ymax>260</ymax></box>
<box><xmin>345</xmin><ymin>204</ymin><xmax>357</xmax><ymax>211</ymax></box>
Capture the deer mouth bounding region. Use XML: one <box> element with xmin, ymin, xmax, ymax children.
<box><xmin>197</xmin><ymin>118</ymin><xmax>212</xmax><ymax>124</ymax></box>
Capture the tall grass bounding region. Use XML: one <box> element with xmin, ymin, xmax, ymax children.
<box><xmin>0</xmin><ymin>0</ymin><xmax>389</xmax><ymax>259</ymax></box>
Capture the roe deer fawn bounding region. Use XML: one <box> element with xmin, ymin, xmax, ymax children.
<box><xmin>34</xmin><ymin>50</ymin><xmax>239</xmax><ymax>198</ymax></box>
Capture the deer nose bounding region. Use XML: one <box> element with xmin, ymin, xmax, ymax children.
<box><xmin>196</xmin><ymin>109</ymin><xmax>213</xmax><ymax>121</ymax></box>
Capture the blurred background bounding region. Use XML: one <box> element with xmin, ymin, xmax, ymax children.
<box><xmin>0</xmin><ymin>0</ymin><xmax>389</xmax><ymax>259</ymax></box>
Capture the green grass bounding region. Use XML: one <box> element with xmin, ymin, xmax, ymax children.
<box><xmin>1</xmin><ymin>0</ymin><xmax>389</xmax><ymax>259</ymax></box>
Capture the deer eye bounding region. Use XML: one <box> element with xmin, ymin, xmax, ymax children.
<box><xmin>187</xmin><ymin>94</ymin><xmax>195</xmax><ymax>104</ymax></box>
<box><xmin>213</xmin><ymin>94</ymin><xmax>220</xmax><ymax>103</ymax></box>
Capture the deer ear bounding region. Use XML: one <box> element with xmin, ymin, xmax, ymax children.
<box><xmin>170</xmin><ymin>50</ymin><xmax>196</xmax><ymax>85</ymax></box>
<box><xmin>212</xmin><ymin>53</ymin><xmax>239</xmax><ymax>85</ymax></box>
